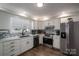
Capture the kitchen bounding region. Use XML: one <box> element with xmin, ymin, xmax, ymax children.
<box><xmin>0</xmin><ymin>3</ymin><xmax>79</xmax><ymax>56</ymax></box>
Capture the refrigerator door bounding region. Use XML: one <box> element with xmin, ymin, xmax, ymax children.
<box><xmin>60</xmin><ymin>23</ymin><xmax>68</xmax><ymax>54</ymax></box>
<box><xmin>60</xmin><ymin>21</ymin><xmax>77</xmax><ymax>55</ymax></box>
<box><xmin>74</xmin><ymin>22</ymin><xmax>79</xmax><ymax>55</ymax></box>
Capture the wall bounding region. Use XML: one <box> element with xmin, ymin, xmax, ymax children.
<box><xmin>0</xmin><ymin>11</ymin><xmax>12</xmax><ymax>29</ymax></box>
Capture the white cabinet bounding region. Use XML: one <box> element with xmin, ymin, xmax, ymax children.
<box><xmin>0</xmin><ymin>36</ymin><xmax>33</xmax><ymax>56</ymax></box>
<box><xmin>3</xmin><ymin>39</ymin><xmax>21</xmax><ymax>56</ymax></box>
<box><xmin>26</xmin><ymin>37</ymin><xmax>33</xmax><ymax>50</ymax></box>
<box><xmin>14</xmin><ymin>39</ymin><xmax>21</xmax><ymax>55</ymax></box>
<box><xmin>20</xmin><ymin>37</ymin><xmax>33</xmax><ymax>53</ymax></box>
<box><xmin>20</xmin><ymin>38</ymin><xmax>28</xmax><ymax>53</ymax></box>
<box><xmin>0</xmin><ymin>43</ymin><xmax>3</xmax><ymax>56</ymax></box>
<box><xmin>39</xmin><ymin>34</ymin><xmax>44</xmax><ymax>44</ymax></box>
<box><xmin>53</xmin><ymin>35</ymin><xmax>60</xmax><ymax>49</ymax></box>
<box><xmin>3</xmin><ymin>40</ymin><xmax>16</xmax><ymax>56</ymax></box>
<box><xmin>33</xmin><ymin>21</ymin><xmax>38</xmax><ymax>29</ymax></box>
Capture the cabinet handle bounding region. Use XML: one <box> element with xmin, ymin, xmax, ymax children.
<box><xmin>10</xmin><ymin>46</ymin><xmax>15</xmax><ymax>48</ymax></box>
<box><xmin>10</xmin><ymin>49</ymin><xmax>15</xmax><ymax>52</ymax></box>
<box><xmin>10</xmin><ymin>54</ymin><xmax>15</xmax><ymax>56</ymax></box>
<box><xmin>10</xmin><ymin>42</ymin><xmax>14</xmax><ymax>44</ymax></box>
<box><xmin>27</xmin><ymin>41</ymin><xmax>29</xmax><ymax>44</ymax></box>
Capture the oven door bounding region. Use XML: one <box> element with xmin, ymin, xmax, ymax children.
<box><xmin>43</xmin><ymin>37</ymin><xmax>53</xmax><ymax>45</ymax></box>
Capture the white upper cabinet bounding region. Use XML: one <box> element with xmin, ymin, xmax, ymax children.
<box><xmin>43</xmin><ymin>19</ymin><xmax>60</xmax><ymax>29</ymax></box>
<box><xmin>60</xmin><ymin>18</ymin><xmax>69</xmax><ymax>23</ymax></box>
<box><xmin>0</xmin><ymin>11</ymin><xmax>12</xmax><ymax>29</ymax></box>
<box><xmin>33</xmin><ymin>21</ymin><xmax>38</xmax><ymax>29</ymax></box>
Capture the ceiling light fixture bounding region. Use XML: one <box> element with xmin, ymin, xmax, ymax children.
<box><xmin>18</xmin><ymin>11</ymin><xmax>27</xmax><ymax>17</ymax></box>
<box><xmin>33</xmin><ymin>17</ymin><xmax>38</xmax><ymax>20</ymax></box>
<box><xmin>43</xmin><ymin>17</ymin><xmax>49</xmax><ymax>20</ymax></box>
<box><xmin>59</xmin><ymin>12</ymin><xmax>69</xmax><ymax>18</ymax></box>
<box><xmin>37</xmin><ymin>3</ymin><xmax>43</xmax><ymax>7</ymax></box>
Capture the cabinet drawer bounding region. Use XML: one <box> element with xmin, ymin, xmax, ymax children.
<box><xmin>4</xmin><ymin>52</ymin><xmax>16</xmax><ymax>56</ymax></box>
<box><xmin>3</xmin><ymin>48</ymin><xmax>16</xmax><ymax>56</ymax></box>
<box><xmin>3</xmin><ymin>40</ymin><xmax>15</xmax><ymax>46</ymax></box>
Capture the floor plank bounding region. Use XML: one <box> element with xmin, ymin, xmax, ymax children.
<box><xmin>20</xmin><ymin>45</ymin><xmax>64</xmax><ymax>56</ymax></box>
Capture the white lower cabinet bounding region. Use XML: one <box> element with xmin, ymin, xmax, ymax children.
<box><xmin>3</xmin><ymin>40</ymin><xmax>20</xmax><ymax>56</ymax></box>
<box><xmin>20</xmin><ymin>38</ymin><xmax>28</xmax><ymax>53</ymax></box>
<box><xmin>26</xmin><ymin>37</ymin><xmax>33</xmax><ymax>50</ymax></box>
<box><xmin>0</xmin><ymin>43</ymin><xmax>3</xmax><ymax>56</ymax></box>
<box><xmin>14</xmin><ymin>39</ymin><xmax>21</xmax><ymax>55</ymax></box>
<box><xmin>39</xmin><ymin>34</ymin><xmax>44</xmax><ymax>44</ymax></box>
<box><xmin>53</xmin><ymin>35</ymin><xmax>60</xmax><ymax>49</ymax></box>
<box><xmin>0</xmin><ymin>36</ymin><xmax>33</xmax><ymax>56</ymax></box>
<box><xmin>20</xmin><ymin>37</ymin><xmax>33</xmax><ymax>53</ymax></box>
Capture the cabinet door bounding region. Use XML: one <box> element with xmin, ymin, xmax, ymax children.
<box><xmin>3</xmin><ymin>40</ymin><xmax>16</xmax><ymax>56</ymax></box>
<box><xmin>26</xmin><ymin>37</ymin><xmax>33</xmax><ymax>50</ymax></box>
<box><xmin>39</xmin><ymin>34</ymin><xmax>44</xmax><ymax>44</ymax></box>
<box><xmin>0</xmin><ymin>43</ymin><xmax>3</xmax><ymax>56</ymax></box>
<box><xmin>20</xmin><ymin>39</ymin><xmax>28</xmax><ymax>53</ymax></box>
<box><xmin>53</xmin><ymin>35</ymin><xmax>60</xmax><ymax>49</ymax></box>
<box><xmin>20</xmin><ymin>37</ymin><xmax>33</xmax><ymax>53</ymax></box>
<box><xmin>14</xmin><ymin>39</ymin><xmax>21</xmax><ymax>55</ymax></box>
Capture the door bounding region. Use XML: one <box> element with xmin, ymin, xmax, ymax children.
<box><xmin>74</xmin><ymin>22</ymin><xmax>79</xmax><ymax>55</ymax></box>
<box><xmin>60</xmin><ymin>23</ymin><xmax>68</xmax><ymax>53</ymax></box>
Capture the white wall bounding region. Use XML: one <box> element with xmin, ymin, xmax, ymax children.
<box><xmin>0</xmin><ymin>11</ymin><xmax>12</xmax><ymax>29</ymax></box>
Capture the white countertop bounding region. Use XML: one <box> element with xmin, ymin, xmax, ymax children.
<box><xmin>0</xmin><ymin>35</ymin><xmax>33</xmax><ymax>42</ymax></box>
<box><xmin>0</xmin><ymin>36</ymin><xmax>20</xmax><ymax>42</ymax></box>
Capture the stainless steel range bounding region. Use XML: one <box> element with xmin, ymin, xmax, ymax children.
<box><xmin>43</xmin><ymin>26</ymin><xmax>55</xmax><ymax>48</ymax></box>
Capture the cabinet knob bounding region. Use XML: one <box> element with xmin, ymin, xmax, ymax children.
<box><xmin>10</xmin><ymin>46</ymin><xmax>15</xmax><ymax>48</ymax></box>
<box><xmin>27</xmin><ymin>41</ymin><xmax>29</xmax><ymax>44</ymax></box>
<box><xmin>10</xmin><ymin>49</ymin><xmax>15</xmax><ymax>52</ymax></box>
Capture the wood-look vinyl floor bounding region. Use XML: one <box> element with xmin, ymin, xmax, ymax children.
<box><xmin>20</xmin><ymin>45</ymin><xmax>64</xmax><ymax>56</ymax></box>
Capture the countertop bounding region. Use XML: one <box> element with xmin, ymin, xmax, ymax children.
<box><xmin>0</xmin><ymin>34</ymin><xmax>33</xmax><ymax>42</ymax></box>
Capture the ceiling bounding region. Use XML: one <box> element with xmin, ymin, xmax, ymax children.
<box><xmin>0</xmin><ymin>3</ymin><xmax>79</xmax><ymax>20</ymax></box>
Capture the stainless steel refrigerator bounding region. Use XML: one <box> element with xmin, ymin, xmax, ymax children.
<box><xmin>60</xmin><ymin>18</ymin><xmax>79</xmax><ymax>56</ymax></box>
